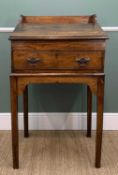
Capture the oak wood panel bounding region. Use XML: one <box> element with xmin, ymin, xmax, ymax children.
<box><xmin>95</xmin><ymin>77</ymin><xmax>104</xmax><ymax>168</ymax></box>
<box><xmin>10</xmin><ymin>24</ymin><xmax>107</xmax><ymax>40</ymax></box>
<box><xmin>15</xmin><ymin>74</ymin><xmax>98</xmax><ymax>95</ymax></box>
<box><xmin>87</xmin><ymin>86</ymin><xmax>92</xmax><ymax>137</ymax></box>
<box><xmin>23</xmin><ymin>86</ymin><xmax>29</xmax><ymax>138</ymax></box>
<box><xmin>21</xmin><ymin>15</ymin><xmax>96</xmax><ymax>24</ymax></box>
<box><xmin>10</xmin><ymin>15</ymin><xmax>108</xmax><ymax>169</ymax></box>
<box><xmin>10</xmin><ymin>76</ymin><xmax>19</xmax><ymax>169</ymax></box>
<box><xmin>13</xmin><ymin>50</ymin><xmax>57</xmax><ymax>70</ymax></box>
<box><xmin>57</xmin><ymin>51</ymin><xmax>103</xmax><ymax>70</ymax></box>
<box><xmin>12</xmin><ymin>40</ymin><xmax>106</xmax><ymax>51</ymax></box>
<box><xmin>9</xmin><ymin>15</ymin><xmax>108</xmax><ymax>40</ymax></box>
<box><xmin>13</xmin><ymin>50</ymin><xmax>104</xmax><ymax>72</ymax></box>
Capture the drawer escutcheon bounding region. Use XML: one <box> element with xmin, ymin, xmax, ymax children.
<box><xmin>75</xmin><ymin>57</ymin><xmax>90</xmax><ymax>65</ymax></box>
<box><xmin>27</xmin><ymin>57</ymin><xmax>42</xmax><ymax>64</ymax></box>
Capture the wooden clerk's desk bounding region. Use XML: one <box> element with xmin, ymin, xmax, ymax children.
<box><xmin>9</xmin><ymin>15</ymin><xmax>108</xmax><ymax>169</ymax></box>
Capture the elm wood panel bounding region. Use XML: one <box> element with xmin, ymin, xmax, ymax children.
<box><xmin>12</xmin><ymin>50</ymin><xmax>104</xmax><ymax>72</ymax></box>
<box><xmin>11</xmin><ymin>40</ymin><xmax>106</xmax><ymax>51</ymax></box>
<box><xmin>21</xmin><ymin>15</ymin><xmax>96</xmax><ymax>24</ymax></box>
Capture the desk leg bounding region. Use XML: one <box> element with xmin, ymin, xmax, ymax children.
<box><xmin>23</xmin><ymin>86</ymin><xmax>29</xmax><ymax>137</ymax></box>
<box><xmin>87</xmin><ymin>86</ymin><xmax>92</xmax><ymax>137</ymax></box>
<box><xmin>10</xmin><ymin>77</ymin><xmax>19</xmax><ymax>169</ymax></box>
<box><xmin>95</xmin><ymin>78</ymin><xmax>104</xmax><ymax>168</ymax></box>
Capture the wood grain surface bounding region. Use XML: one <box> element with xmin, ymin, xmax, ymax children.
<box><xmin>0</xmin><ymin>131</ymin><xmax>118</xmax><ymax>175</ymax></box>
<box><xmin>13</xmin><ymin>50</ymin><xmax>104</xmax><ymax>72</ymax></box>
<box><xmin>9</xmin><ymin>15</ymin><xmax>108</xmax><ymax>40</ymax></box>
<box><xmin>10</xmin><ymin>15</ymin><xmax>108</xmax><ymax>169</ymax></box>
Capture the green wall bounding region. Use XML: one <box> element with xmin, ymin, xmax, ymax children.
<box><xmin>0</xmin><ymin>0</ymin><xmax>118</xmax><ymax>26</ymax></box>
<box><xmin>0</xmin><ymin>0</ymin><xmax>118</xmax><ymax>112</ymax></box>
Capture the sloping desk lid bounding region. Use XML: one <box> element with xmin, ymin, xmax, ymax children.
<box><xmin>9</xmin><ymin>15</ymin><xmax>108</xmax><ymax>40</ymax></box>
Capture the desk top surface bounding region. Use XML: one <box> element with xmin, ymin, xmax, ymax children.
<box><xmin>10</xmin><ymin>15</ymin><xmax>108</xmax><ymax>40</ymax></box>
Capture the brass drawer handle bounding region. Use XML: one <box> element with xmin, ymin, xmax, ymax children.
<box><xmin>27</xmin><ymin>58</ymin><xmax>42</xmax><ymax>64</ymax></box>
<box><xmin>75</xmin><ymin>57</ymin><xmax>90</xmax><ymax>65</ymax></box>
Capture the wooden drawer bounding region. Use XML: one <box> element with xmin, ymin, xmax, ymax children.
<box><xmin>13</xmin><ymin>49</ymin><xmax>104</xmax><ymax>72</ymax></box>
<box><xmin>57</xmin><ymin>51</ymin><xmax>103</xmax><ymax>71</ymax></box>
<box><xmin>13</xmin><ymin>51</ymin><xmax>57</xmax><ymax>70</ymax></box>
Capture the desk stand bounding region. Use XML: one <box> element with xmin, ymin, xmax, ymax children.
<box><xmin>10</xmin><ymin>73</ymin><xmax>104</xmax><ymax>169</ymax></box>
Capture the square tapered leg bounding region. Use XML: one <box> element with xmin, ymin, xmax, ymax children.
<box><xmin>87</xmin><ymin>85</ymin><xmax>92</xmax><ymax>137</ymax></box>
<box><xmin>10</xmin><ymin>76</ymin><xmax>19</xmax><ymax>169</ymax></box>
<box><xmin>23</xmin><ymin>86</ymin><xmax>29</xmax><ymax>137</ymax></box>
<box><xmin>95</xmin><ymin>77</ymin><xmax>104</xmax><ymax>168</ymax></box>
